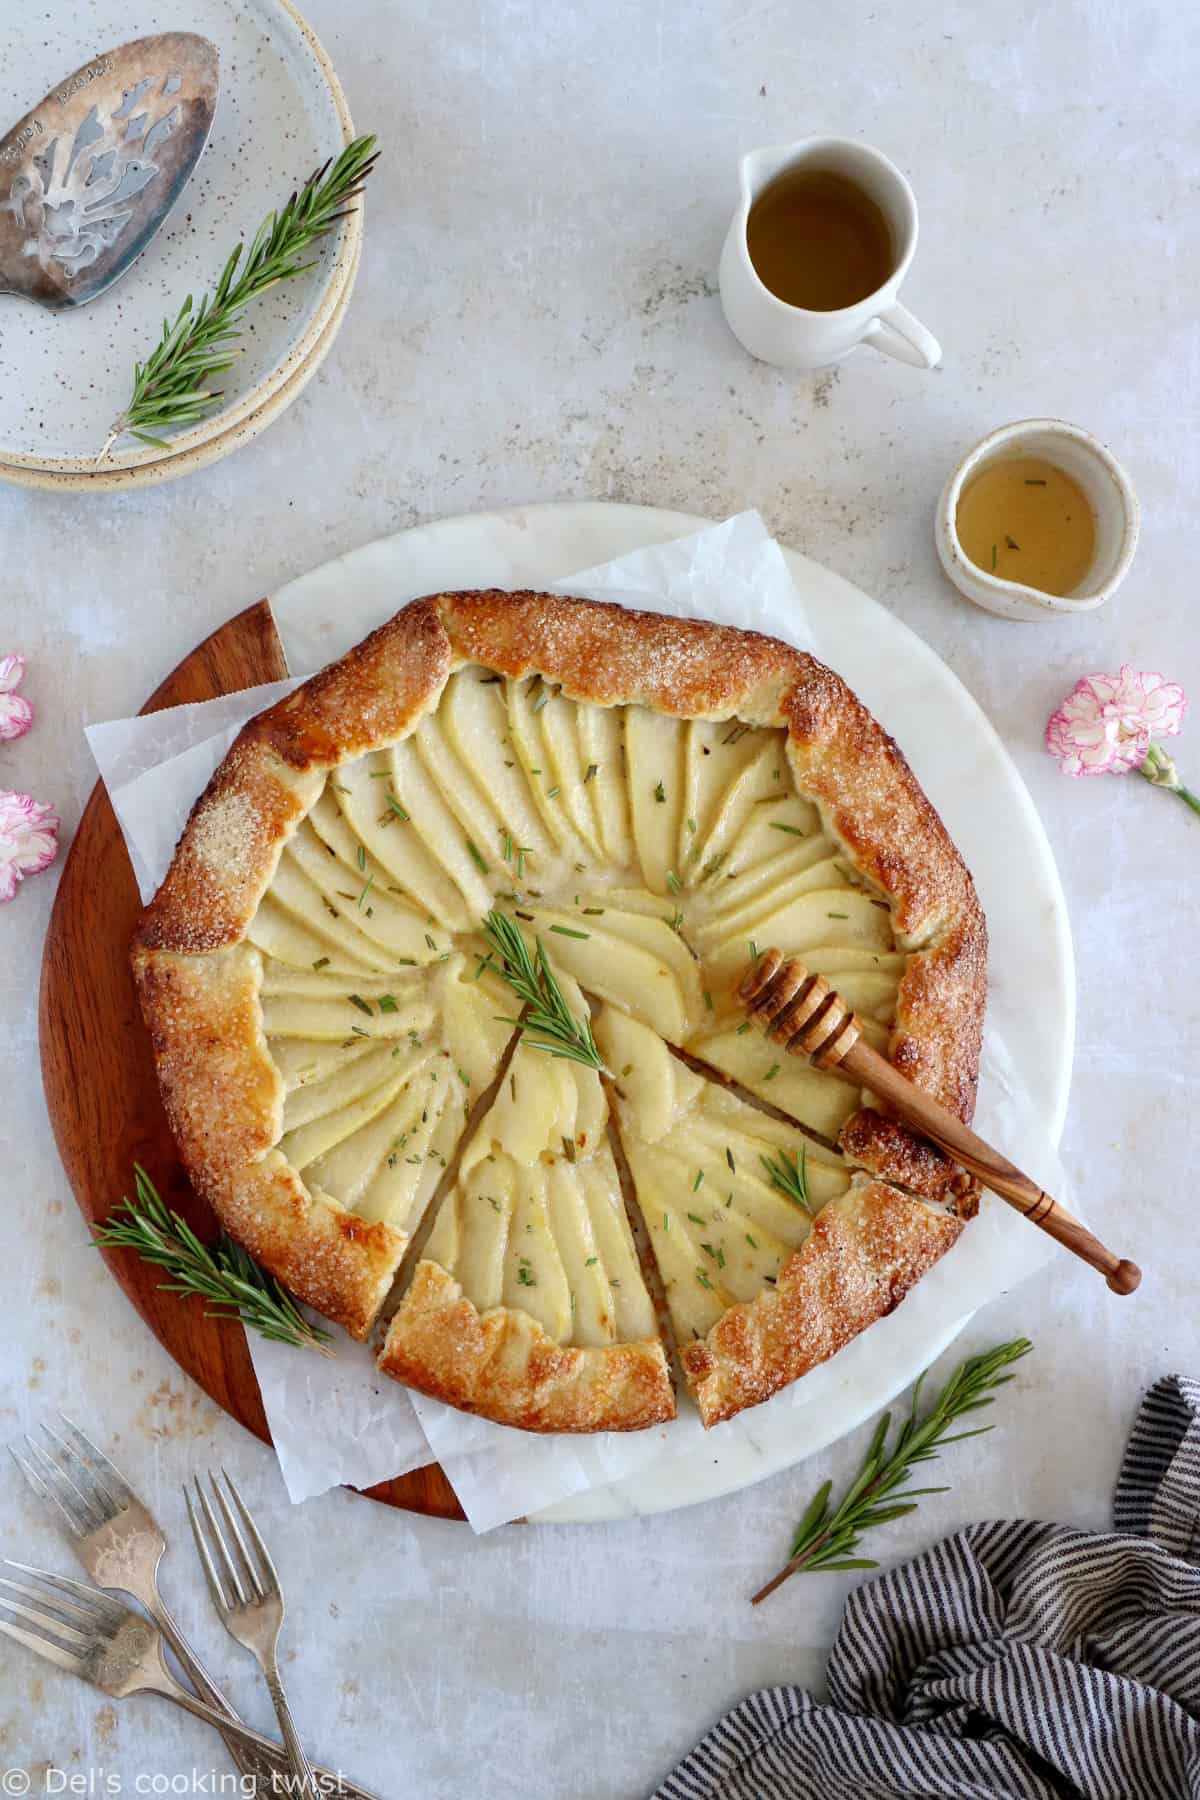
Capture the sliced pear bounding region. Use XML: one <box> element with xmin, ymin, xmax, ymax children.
<box><xmin>503</xmin><ymin>1165</ymin><xmax>572</xmax><ymax>1338</ymax></box>
<box><xmin>283</xmin><ymin>820</ymin><xmax>436</xmax><ymax>963</ymax></box>
<box><xmin>505</xmin><ymin>677</ymin><xmax>591</xmax><ymax>860</ymax></box>
<box><xmin>260</xmin><ymin>858</ymin><xmax>396</xmax><ymax>973</ymax></box>
<box><xmin>260</xmin><ymin>990</ymin><xmax>433</xmax><ymax>1043</ymax></box>
<box><xmin>536</xmin><ymin>689</ymin><xmax>604</xmax><ymax>858</ymax></box>
<box><xmin>247</xmin><ymin>894</ymin><xmax>380</xmax><ymax>976</ymax></box>
<box><xmin>517</xmin><ymin>903</ymin><xmax>702</xmax><ymax>1042</ymax></box>
<box><xmin>625</xmin><ymin>708</ymin><xmax>686</xmax><ymax>894</ymax></box>
<box><xmin>695</xmin><ymin>854</ymin><xmax>852</xmax><ymax>950</ymax></box>
<box><xmin>354</xmin><ymin>1070</ymin><xmax>460</xmax><ymax>1231</ymax></box>
<box><xmin>577</xmin><ymin>1157</ymin><xmax>657</xmax><ymax>1341</ymax></box>
<box><xmin>686</xmin><ymin>1024</ymin><xmax>859</xmax><ymax>1140</ymax></box>
<box><xmin>577</xmin><ymin>704</ymin><xmax>634</xmax><ymax>868</ymax></box>
<box><xmin>439</xmin><ymin>670</ymin><xmax>555</xmax><ymax>857</ymax></box>
<box><xmin>280</xmin><ymin>1042</ymin><xmax>427</xmax><ymax>1133</ymax></box>
<box><xmin>334</xmin><ymin>751</ymin><xmax>471</xmax><ymax>929</ymax></box>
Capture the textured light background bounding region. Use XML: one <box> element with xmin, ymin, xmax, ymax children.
<box><xmin>1</xmin><ymin>1</ymin><xmax>1197</xmax><ymax>1793</ymax></box>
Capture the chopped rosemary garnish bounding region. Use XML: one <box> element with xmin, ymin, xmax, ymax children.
<box><xmin>763</xmin><ymin>1062</ymin><xmax>780</xmax><ymax>1081</ymax></box>
<box><xmin>761</xmin><ymin>1145</ymin><xmax>815</xmax><ymax>1214</ymax></box>
<box><xmin>467</xmin><ymin>839</ymin><xmax>490</xmax><ymax>875</ymax></box>
<box><xmin>378</xmin><ymin>994</ymin><xmax>399</xmax><ymax>1014</ymax></box>
<box><xmin>584</xmin><ymin>763</ymin><xmax>599</xmax><ymax>783</ymax></box>
<box><xmin>692</xmin><ymin>1169</ymin><xmax>704</xmax><ymax>1192</ymax></box>
<box><xmin>666</xmin><ymin>870</ymin><xmax>682</xmax><ymax>894</ymax></box>
<box><xmin>654</xmin><ymin>780</ymin><xmax>666</xmax><ymax>802</ymax></box>
<box><xmin>348</xmin><ymin>993</ymin><xmax>373</xmax><ymax>1015</ymax></box>
<box><xmin>769</xmin><ymin>822</ymin><xmax>806</xmax><ymax>837</ymax></box>
<box><xmin>94</xmin><ymin>1168</ymin><xmax>333</xmax><ymax>1355</ymax></box>
<box><xmin>386</xmin><ymin>795</ymin><xmax>410</xmax><ymax>822</ymax></box>
<box><xmin>549</xmin><ymin>923</ymin><xmax>590</xmax><ymax>939</ymax></box>
<box><xmin>312</xmin><ymin>957</ymin><xmax>330</xmax><ymax>971</ymax></box>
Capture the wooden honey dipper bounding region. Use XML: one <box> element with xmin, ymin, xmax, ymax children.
<box><xmin>739</xmin><ymin>949</ymin><xmax>1141</xmax><ymax>1296</ymax></box>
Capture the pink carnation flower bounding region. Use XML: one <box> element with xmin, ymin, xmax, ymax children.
<box><xmin>0</xmin><ymin>654</ymin><xmax>32</xmax><ymax>742</ymax></box>
<box><xmin>1045</xmin><ymin>665</ymin><xmax>1187</xmax><ymax>778</ymax></box>
<box><xmin>0</xmin><ymin>790</ymin><xmax>60</xmax><ymax>902</ymax></box>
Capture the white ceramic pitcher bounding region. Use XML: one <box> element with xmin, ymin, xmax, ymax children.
<box><xmin>718</xmin><ymin>137</ymin><xmax>941</xmax><ymax>372</ymax></box>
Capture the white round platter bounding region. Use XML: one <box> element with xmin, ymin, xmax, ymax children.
<box><xmin>0</xmin><ymin>0</ymin><xmax>356</xmax><ymax>475</ymax></box>
<box><xmin>271</xmin><ymin>500</ymin><xmax>1075</xmax><ymax>1525</ymax></box>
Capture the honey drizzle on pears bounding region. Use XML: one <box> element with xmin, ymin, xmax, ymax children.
<box><xmin>247</xmin><ymin>668</ymin><xmax>904</xmax><ymax>1348</ymax></box>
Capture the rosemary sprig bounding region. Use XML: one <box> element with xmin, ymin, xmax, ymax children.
<box><xmin>761</xmin><ymin>1144</ymin><xmax>815</xmax><ymax>1214</ymax></box>
<box><xmin>481</xmin><ymin>909</ymin><xmax>607</xmax><ymax>1072</ymax></box>
<box><xmin>751</xmin><ymin>1337</ymin><xmax>1032</xmax><ymax>1605</ymax></box>
<box><xmin>94</xmin><ymin>1167</ymin><xmax>334</xmax><ymax>1356</ymax></box>
<box><xmin>102</xmin><ymin>135</ymin><xmax>379</xmax><ymax>455</ymax></box>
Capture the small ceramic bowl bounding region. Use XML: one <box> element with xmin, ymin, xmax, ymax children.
<box><xmin>935</xmin><ymin>419</ymin><xmax>1139</xmax><ymax>621</ymax></box>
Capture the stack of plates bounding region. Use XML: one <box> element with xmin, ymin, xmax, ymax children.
<box><xmin>0</xmin><ymin>0</ymin><xmax>360</xmax><ymax>493</ymax></box>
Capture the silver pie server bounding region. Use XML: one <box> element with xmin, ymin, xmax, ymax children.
<box><xmin>0</xmin><ymin>33</ymin><xmax>219</xmax><ymax>310</ymax></box>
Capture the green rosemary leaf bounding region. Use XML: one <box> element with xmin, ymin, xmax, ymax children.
<box><xmin>760</xmin><ymin>1145</ymin><xmax>815</xmax><ymax>1215</ymax></box>
<box><xmin>102</xmin><ymin>136</ymin><xmax>379</xmax><ymax>455</ymax></box>
<box><xmin>480</xmin><ymin>910</ymin><xmax>606</xmax><ymax>1073</ymax></box>
<box><xmin>751</xmin><ymin>1337</ymin><xmax>1032</xmax><ymax>1604</ymax></box>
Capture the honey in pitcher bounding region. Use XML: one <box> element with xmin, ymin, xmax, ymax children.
<box><xmin>956</xmin><ymin>456</ymin><xmax>1096</xmax><ymax>597</ymax></box>
<box><xmin>746</xmin><ymin>166</ymin><xmax>894</xmax><ymax>312</ymax></box>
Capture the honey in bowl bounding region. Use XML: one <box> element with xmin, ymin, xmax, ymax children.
<box><xmin>955</xmin><ymin>456</ymin><xmax>1097</xmax><ymax>597</ymax></box>
<box><xmin>746</xmin><ymin>166</ymin><xmax>894</xmax><ymax>312</ymax></box>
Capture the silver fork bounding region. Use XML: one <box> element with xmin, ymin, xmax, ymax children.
<box><xmin>12</xmin><ymin>1419</ymin><xmax>374</xmax><ymax>1800</ymax></box>
<box><xmin>0</xmin><ymin>1562</ymin><xmax>306</xmax><ymax>1757</ymax></box>
<box><xmin>188</xmin><ymin>1472</ymin><xmax>320</xmax><ymax>1800</ymax></box>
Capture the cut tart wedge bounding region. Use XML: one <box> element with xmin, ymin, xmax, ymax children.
<box><xmin>132</xmin><ymin>589</ymin><xmax>986</xmax><ymax>1429</ymax></box>
<box><xmin>378</xmin><ymin>974</ymin><xmax>675</xmax><ymax>1432</ymax></box>
<box><xmin>595</xmin><ymin>1008</ymin><xmax>964</xmax><ymax>1427</ymax></box>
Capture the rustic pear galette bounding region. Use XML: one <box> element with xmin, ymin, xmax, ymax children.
<box><xmin>132</xmin><ymin>591</ymin><xmax>986</xmax><ymax>1432</ymax></box>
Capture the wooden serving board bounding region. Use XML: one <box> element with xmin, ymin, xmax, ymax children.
<box><xmin>38</xmin><ymin>602</ymin><xmax>464</xmax><ymax>1521</ymax></box>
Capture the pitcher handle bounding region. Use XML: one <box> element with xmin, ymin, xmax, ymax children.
<box><xmin>865</xmin><ymin>301</ymin><xmax>941</xmax><ymax>369</ymax></box>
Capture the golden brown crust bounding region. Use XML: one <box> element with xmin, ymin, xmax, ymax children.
<box><xmin>216</xmin><ymin>1154</ymin><xmax>405</xmax><ymax>1342</ymax></box>
<box><xmin>681</xmin><ymin>1178</ymin><xmax>964</xmax><ymax>1428</ymax></box>
<box><xmin>133</xmin><ymin>598</ymin><xmax>452</xmax><ymax>958</ymax></box>
<box><xmin>838</xmin><ymin>1109</ymin><xmax>967</xmax><ymax>1204</ymax></box>
<box><xmin>131</xmin><ymin>942</ymin><xmax>404</xmax><ymax>1339</ymax></box>
<box><xmin>781</xmin><ymin>653</ymin><xmax>987</xmax><ymax>1128</ymax></box>
<box><xmin>378</xmin><ymin>1260</ymin><xmax>676</xmax><ymax>1432</ymax></box>
<box><xmin>132</xmin><ymin>588</ymin><xmax>986</xmax><ymax>1402</ymax></box>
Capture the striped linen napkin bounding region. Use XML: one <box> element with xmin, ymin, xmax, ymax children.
<box><xmin>658</xmin><ymin>1376</ymin><xmax>1200</xmax><ymax>1799</ymax></box>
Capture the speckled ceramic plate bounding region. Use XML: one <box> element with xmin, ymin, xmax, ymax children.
<box><xmin>0</xmin><ymin>0</ymin><xmax>356</xmax><ymax>475</ymax></box>
<box><xmin>0</xmin><ymin>226</ymin><xmax>359</xmax><ymax>492</ymax></box>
